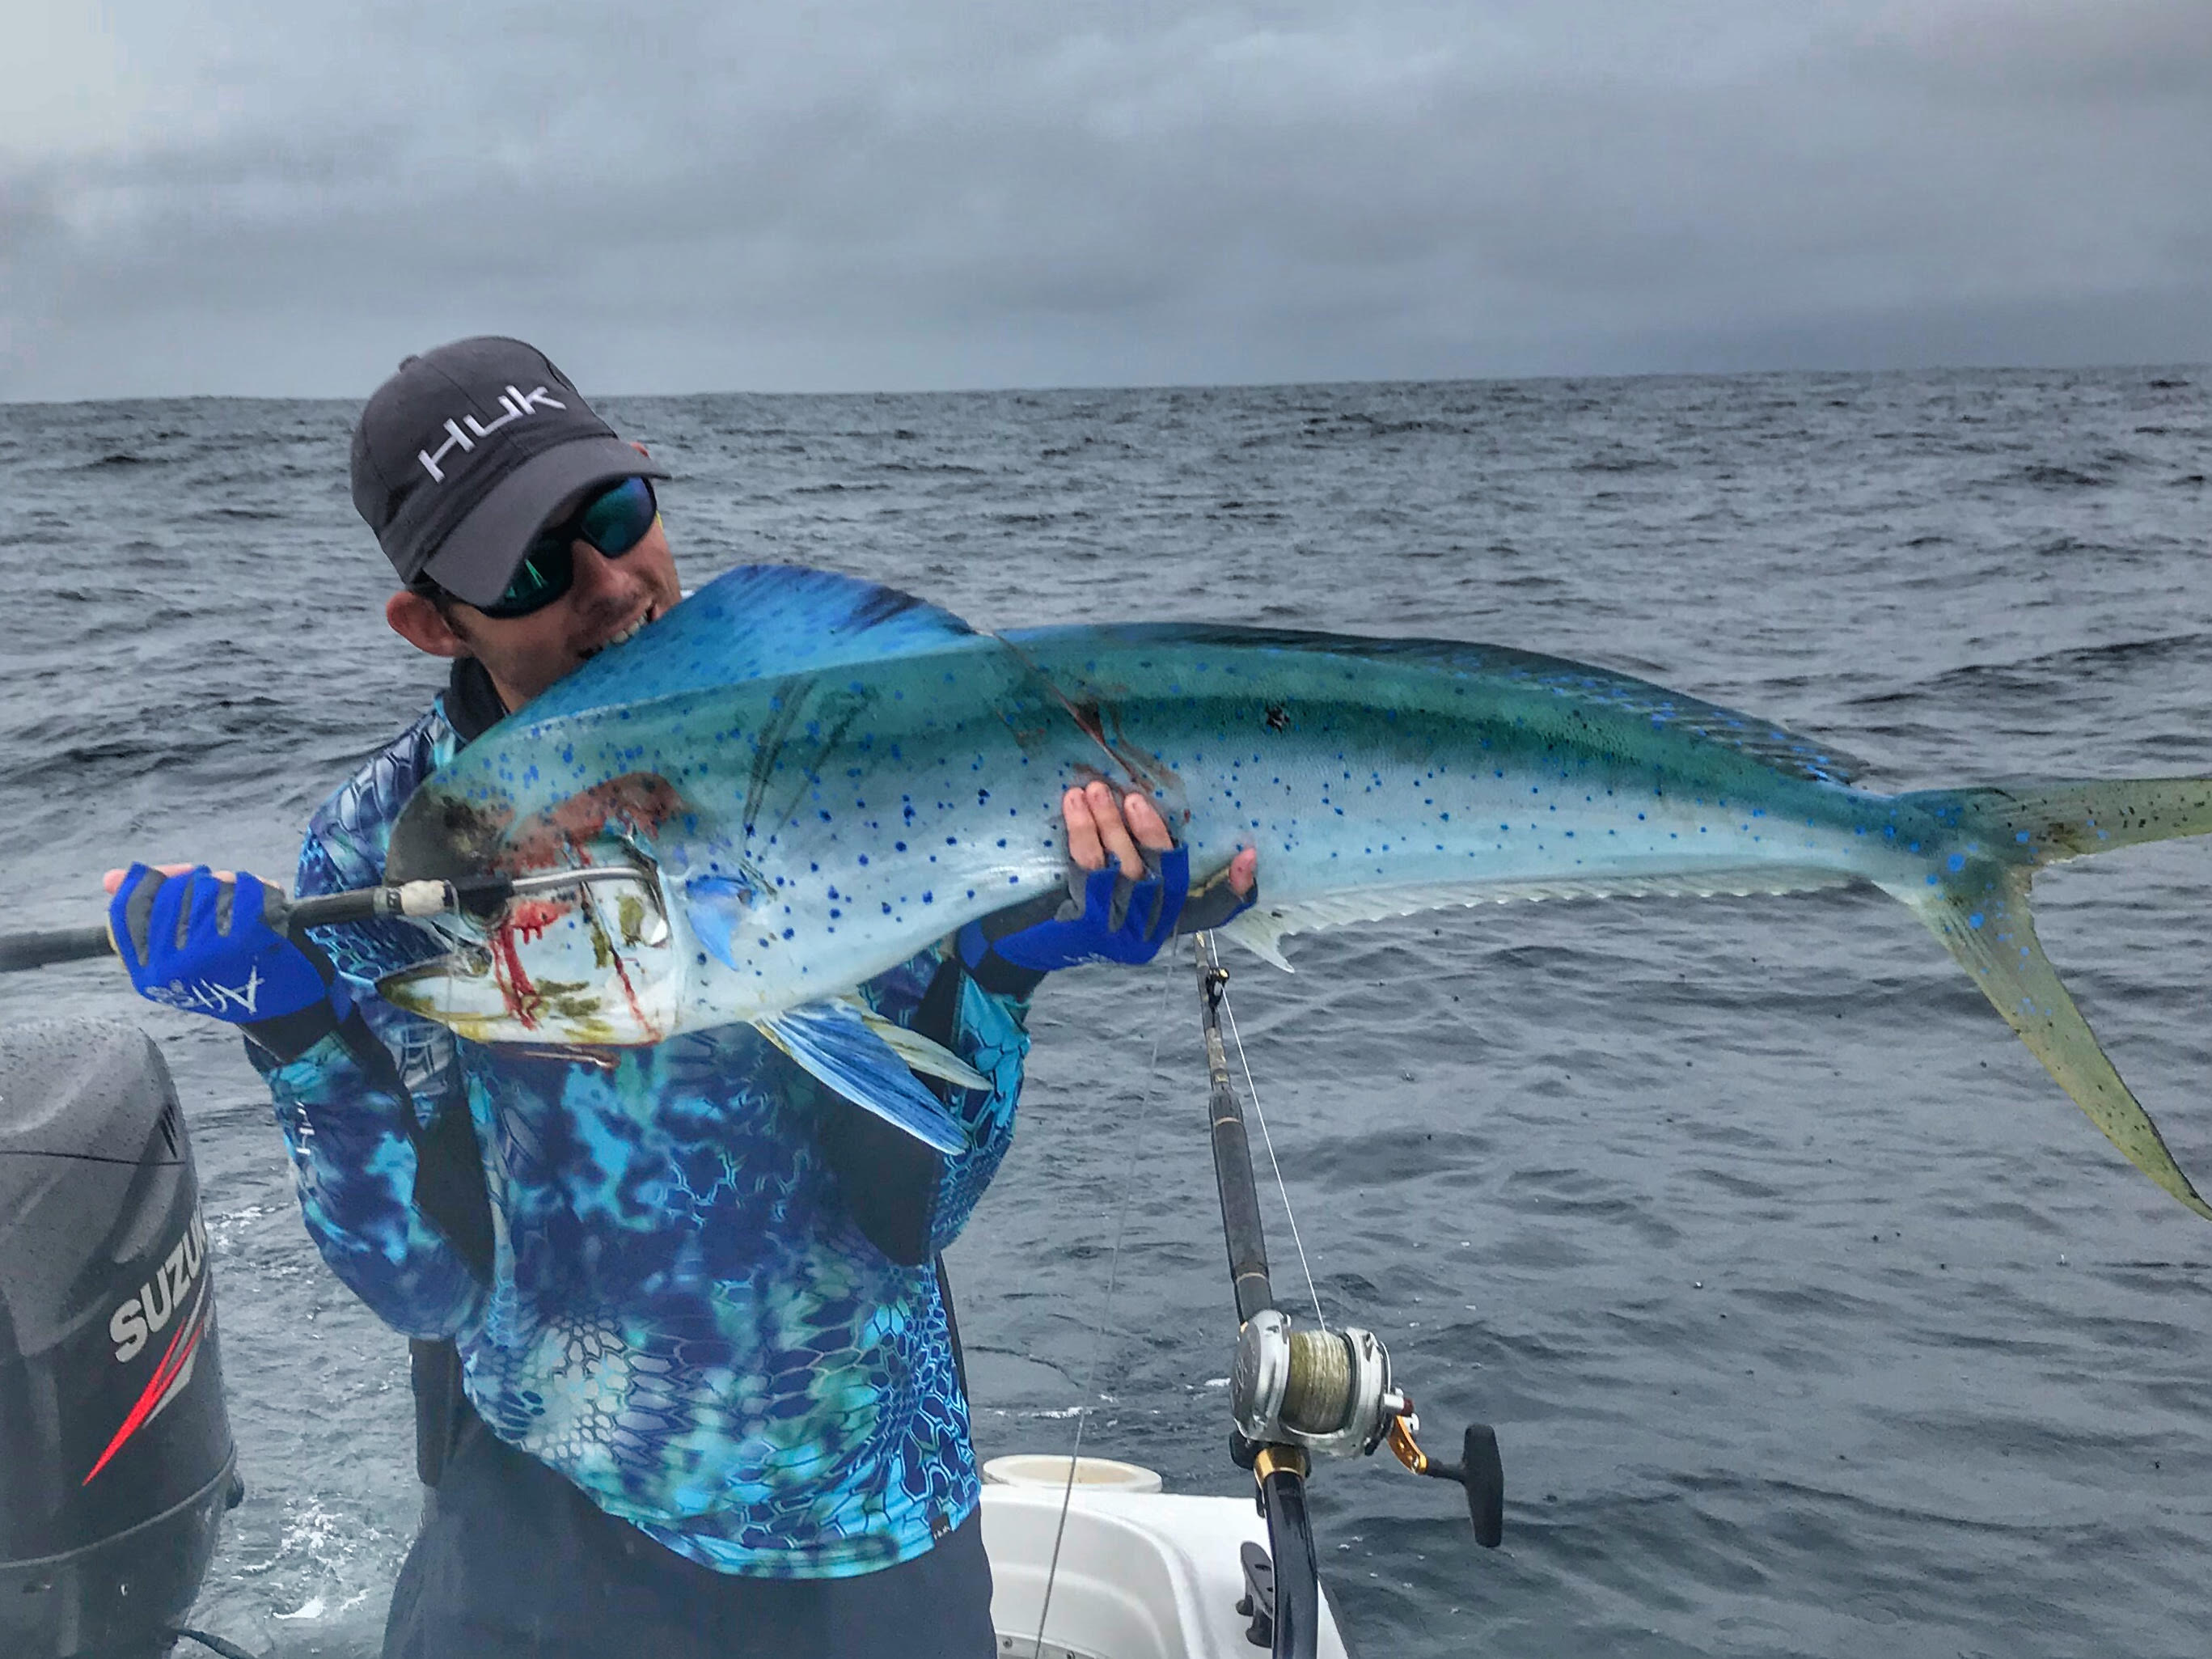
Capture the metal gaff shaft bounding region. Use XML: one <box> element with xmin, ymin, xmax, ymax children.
<box><xmin>0</xmin><ymin>880</ymin><xmax>497</xmax><ymax>973</ymax></box>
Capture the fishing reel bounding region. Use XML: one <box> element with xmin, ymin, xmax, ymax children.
<box><xmin>1230</xmin><ymin>1308</ymin><xmax>1504</xmax><ymax>1547</ymax></box>
<box><xmin>1191</xmin><ymin>936</ymin><xmax>1500</xmax><ymax>1657</ymax></box>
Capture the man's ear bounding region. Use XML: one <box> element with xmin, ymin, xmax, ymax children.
<box><xmin>386</xmin><ymin>590</ymin><xmax>470</xmax><ymax>659</ymax></box>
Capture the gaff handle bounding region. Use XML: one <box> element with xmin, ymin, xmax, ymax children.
<box><xmin>0</xmin><ymin>925</ymin><xmax>116</xmax><ymax>972</ymax></box>
<box><xmin>0</xmin><ymin>869</ymin><xmax>653</xmax><ymax>979</ymax></box>
<box><xmin>269</xmin><ymin>878</ymin><xmax>493</xmax><ymax>931</ymax></box>
<box><xmin>0</xmin><ymin>878</ymin><xmax>493</xmax><ymax>976</ymax></box>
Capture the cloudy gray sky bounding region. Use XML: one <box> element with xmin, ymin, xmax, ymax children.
<box><xmin>3</xmin><ymin>0</ymin><xmax>2207</xmax><ymax>400</ymax></box>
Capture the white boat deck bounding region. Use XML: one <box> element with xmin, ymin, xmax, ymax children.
<box><xmin>980</xmin><ymin>1458</ymin><xmax>1349</xmax><ymax>1659</ymax></box>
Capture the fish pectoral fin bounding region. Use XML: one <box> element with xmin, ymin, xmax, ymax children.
<box><xmin>683</xmin><ymin>877</ymin><xmax>752</xmax><ymax>971</ymax></box>
<box><xmin>754</xmin><ymin>1002</ymin><xmax>967</xmax><ymax>1155</ymax></box>
<box><xmin>840</xmin><ymin>998</ymin><xmax>992</xmax><ymax>1091</ymax></box>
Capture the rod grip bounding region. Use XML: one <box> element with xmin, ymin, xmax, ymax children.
<box><xmin>1258</xmin><ymin>1464</ymin><xmax>1322</xmax><ymax>1659</ymax></box>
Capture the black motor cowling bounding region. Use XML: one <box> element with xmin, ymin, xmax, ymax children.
<box><xmin>1</xmin><ymin>1020</ymin><xmax>239</xmax><ymax>1659</ymax></box>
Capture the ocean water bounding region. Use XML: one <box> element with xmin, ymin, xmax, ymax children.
<box><xmin>2</xmin><ymin>366</ymin><xmax>2209</xmax><ymax>1658</ymax></box>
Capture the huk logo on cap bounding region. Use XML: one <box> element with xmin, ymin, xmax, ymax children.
<box><xmin>418</xmin><ymin>384</ymin><xmax>570</xmax><ymax>483</ymax></box>
<box><xmin>353</xmin><ymin>336</ymin><xmax>668</xmax><ymax>603</ymax></box>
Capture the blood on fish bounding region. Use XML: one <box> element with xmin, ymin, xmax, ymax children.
<box><xmin>505</xmin><ymin>772</ymin><xmax>690</xmax><ymax>865</ymax></box>
<box><xmin>487</xmin><ymin>925</ymin><xmax>541</xmax><ymax>1030</ymax></box>
<box><xmin>603</xmin><ymin>941</ymin><xmax>655</xmax><ymax>1039</ymax></box>
<box><xmin>508</xmin><ymin>899</ymin><xmax>570</xmax><ymax>943</ymax></box>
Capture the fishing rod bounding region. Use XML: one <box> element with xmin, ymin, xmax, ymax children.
<box><xmin>1192</xmin><ymin>934</ymin><xmax>1504</xmax><ymax>1658</ymax></box>
<box><xmin>0</xmin><ymin>868</ymin><xmax>662</xmax><ymax>975</ymax></box>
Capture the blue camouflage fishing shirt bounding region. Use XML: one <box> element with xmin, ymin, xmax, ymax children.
<box><xmin>249</xmin><ymin>678</ymin><xmax>1030</xmax><ymax>1577</ymax></box>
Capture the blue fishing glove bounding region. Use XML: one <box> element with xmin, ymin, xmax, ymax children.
<box><xmin>960</xmin><ymin>845</ymin><xmax>1248</xmax><ymax>996</ymax></box>
<box><xmin>109</xmin><ymin>865</ymin><xmax>351</xmax><ymax>1056</ymax></box>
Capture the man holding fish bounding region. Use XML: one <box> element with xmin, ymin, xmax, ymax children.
<box><xmin>104</xmin><ymin>336</ymin><xmax>1256</xmax><ymax>1658</ymax></box>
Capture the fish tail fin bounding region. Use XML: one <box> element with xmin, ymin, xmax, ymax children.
<box><xmin>1901</xmin><ymin>777</ymin><xmax>2212</xmax><ymax>865</ymax></box>
<box><xmin>1893</xmin><ymin>779</ymin><xmax>2212</xmax><ymax>1221</ymax></box>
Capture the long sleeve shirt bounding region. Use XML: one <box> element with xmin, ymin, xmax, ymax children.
<box><xmin>249</xmin><ymin>664</ymin><xmax>1030</xmax><ymax>1577</ymax></box>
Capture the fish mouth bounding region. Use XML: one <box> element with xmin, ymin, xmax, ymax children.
<box><xmin>379</xmin><ymin>921</ymin><xmax>679</xmax><ymax>1047</ymax></box>
<box><xmin>377</xmin><ymin>856</ymin><xmax>681</xmax><ymax>1046</ymax></box>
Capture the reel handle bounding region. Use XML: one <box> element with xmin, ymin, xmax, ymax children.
<box><xmin>1415</xmin><ymin>1423</ymin><xmax>1504</xmax><ymax>1547</ymax></box>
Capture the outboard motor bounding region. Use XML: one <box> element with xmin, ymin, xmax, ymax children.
<box><xmin>1</xmin><ymin>1019</ymin><xmax>239</xmax><ymax>1658</ymax></box>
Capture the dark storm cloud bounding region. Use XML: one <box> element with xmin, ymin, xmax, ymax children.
<box><xmin>3</xmin><ymin>1</ymin><xmax>2207</xmax><ymax>399</ymax></box>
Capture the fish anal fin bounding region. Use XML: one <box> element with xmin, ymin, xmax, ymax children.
<box><xmin>755</xmin><ymin>1002</ymin><xmax>966</xmax><ymax>1154</ymax></box>
<box><xmin>1901</xmin><ymin>862</ymin><xmax>2212</xmax><ymax>1222</ymax></box>
<box><xmin>1218</xmin><ymin>908</ymin><xmax>1294</xmax><ymax>971</ymax></box>
<box><xmin>1231</xmin><ymin>868</ymin><xmax>1855</xmax><ymax>957</ymax></box>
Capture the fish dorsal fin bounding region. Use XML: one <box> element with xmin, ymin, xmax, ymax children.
<box><xmin>1001</xmin><ymin>621</ymin><xmax>1872</xmax><ymax>787</ymax></box>
<box><xmin>510</xmin><ymin>565</ymin><xmax>977</xmax><ymax>726</ymax></box>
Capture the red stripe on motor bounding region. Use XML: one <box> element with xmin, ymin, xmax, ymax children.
<box><xmin>80</xmin><ymin>1284</ymin><xmax>208</xmax><ymax>1486</ymax></box>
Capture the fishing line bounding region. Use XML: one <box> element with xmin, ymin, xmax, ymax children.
<box><xmin>1030</xmin><ymin>959</ymin><xmax>1175</xmax><ymax>1659</ymax></box>
<box><xmin>1218</xmin><ymin>976</ymin><xmax>1328</xmax><ymax>1331</ymax></box>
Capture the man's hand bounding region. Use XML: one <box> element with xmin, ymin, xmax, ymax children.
<box><xmin>104</xmin><ymin>864</ymin><xmax>349</xmax><ymax>1045</ymax></box>
<box><xmin>955</xmin><ymin>781</ymin><xmax>1258</xmax><ymax>993</ymax></box>
<box><xmin>1063</xmin><ymin>780</ymin><xmax>1258</xmax><ymax>894</ymax></box>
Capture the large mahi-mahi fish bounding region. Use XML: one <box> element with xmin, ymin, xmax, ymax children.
<box><xmin>379</xmin><ymin>565</ymin><xmax>2212</xmax><ymax>1219</ymax></box>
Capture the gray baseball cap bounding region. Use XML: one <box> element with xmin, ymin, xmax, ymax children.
<box><xmin>349</xmin><ymin>336</ymin><xmax>670</xmax><ymax>607</ymax></box>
